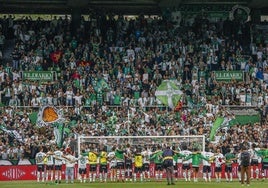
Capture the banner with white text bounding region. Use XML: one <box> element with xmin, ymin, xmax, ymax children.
<box><xmin>214</xmin><ymin>71</ymin><xmax>244</xmax><ymax>81</ymax></box>
<box><xmin>21</xmin><ymin>71</ymin><xmax>55</xmax><ymax>81</ymax></box>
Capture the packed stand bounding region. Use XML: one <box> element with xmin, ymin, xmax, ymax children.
<box><xmin>0</xmin><ymin>11</ymin><xmax>268</xmax><ymax>161</ymax></box>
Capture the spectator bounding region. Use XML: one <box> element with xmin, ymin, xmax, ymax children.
<box><xmin>0</xmin><ymin>31</ymin><xmax>5</xmax><ymax>51</ymax></box>
<box><xmin>11</xmin><ymin>48</ymin><xmax>21</xmax><ymax>70</ymax></box>
<box><xmin>0</xmin><ymin>10</ymin><xmax>266</xmax><ymax>166</ymax></box>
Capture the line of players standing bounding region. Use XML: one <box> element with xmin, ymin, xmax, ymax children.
<box><xmin>35</xmin><ymin>143</ymin><xmax>268</xmax><ymax>183</ymax></box>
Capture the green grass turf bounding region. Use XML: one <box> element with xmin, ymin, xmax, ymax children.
<box><xmin>0</xmin><ymin>180</ymin><xmax>268</xmax><ymax>188</ymax></box>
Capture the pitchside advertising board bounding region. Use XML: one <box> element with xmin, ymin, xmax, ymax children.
<box><xmin>0</xmin><ymin>161</ymin><xmax>263</xmax><ymax>181</ymax></box>
<box><xmin>214</xmin><ymin>71</ymin><xmax>244</xmax><ymax>82</ymax></box>
<box><xmin>20</xmin><ymin>71</ymin><xmax>56</xmax><ymax>81</ymax></box>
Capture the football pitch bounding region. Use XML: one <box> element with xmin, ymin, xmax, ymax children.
<box><xmin>0</xmin><ymin>180</ymin><xmax>268</xmax><ymax>188</ymax></box>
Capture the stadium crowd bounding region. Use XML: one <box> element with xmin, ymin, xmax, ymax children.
<box><xmin>0</xmin><ymin>10</ymin><xmax>267</xmax><ymax>167</ymax></box>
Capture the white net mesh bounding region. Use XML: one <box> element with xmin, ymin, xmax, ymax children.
<box><xmin>77</xmin><ymin>135</ymin><xmax>205</xmax><ymax>153</ymax></box>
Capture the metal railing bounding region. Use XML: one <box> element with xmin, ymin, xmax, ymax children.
<box><xmin>0</xmin><ymin>104</ymin><xmax>260</xmax><ymax>112</ymax></box>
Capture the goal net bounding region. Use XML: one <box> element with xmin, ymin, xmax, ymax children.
<box><xmin>77</xmin><ymin>135</ymin><xmax>205</xmax><ymax>155</ymax></box>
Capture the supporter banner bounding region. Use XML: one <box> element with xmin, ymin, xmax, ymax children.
<box><xmin>229</xmin><ymin>114</ymin><xmax>260</xmax><ymax>126</ymax></box>
<box><xmin>36</xmin><ymin>106</ymin><xmax>65</xmax><ymax>128</ymax></box>
<box><xmin>36</xmin><ymin>106</ymin><xmax>66</xmax><ymax>147</ymax></box>
<box><xmin>229</xmin><ymin>5</ymin><xmax>250</xmax><ymax>23</ymax></box>
<box><xmin>1</xmin><ymin>163</ymin><xmax>264</xmax><ymax>181</ymax></box>
<box><xmin>256</xmin><ymin>24</ymin><xmax>268</xmax><ymax>31</ymax></box>
<box><xmin>0</xmin><ymin>125</ymin><xmax>24</xmax><ymax>143</ymax></box>
<box><xmin>214</xmin><ymin>71</ymin><xmax>244</xmax><ymax>81</ymax></box>
<box><xmin>22</xmin><ymin>71</ymin><xmax>55</xmax><ymax>81</ymax></box>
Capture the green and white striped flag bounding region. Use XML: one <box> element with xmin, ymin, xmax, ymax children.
<box><xmin>155</xmin><ymin>80</ymin><xmax>183</xmax><ymax>109</ymax></box>
<box><xmin>0</xmin><ymin>124</ymin><xmax>24</xmax><ymax>143</ymax></box>
<box><xmin>53</xmin><ymin>122</ymin><xmax>72</xmax><ymax>148</ymax></box>
<box><xmin>53</xmin><ymin>122</ymin><xmax>64</xmax><ymax>148</ymax></box>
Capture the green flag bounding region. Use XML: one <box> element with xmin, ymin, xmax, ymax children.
<box><xmin>209</xmin><ymin>117</ymin><xmax>224</xmax><ymax>141</ymax></box>
<box><xmin>93</xmin><ymin>78</ymin><xmax>110</xmax><ymax>91</ymax></box>
<box><xmin>155</xmin><ymin>80</ymin><xmax>183</xmax><ymax>109</ymax></box>
<box><xmin>53</xmin><ymin>122</ymin><xmax>64</xmax><ymax>148</ymax></box>
<box><xmin>29</xmin><ymin>111</ymin><xmax>38</xmax><ymax>124</ymax></box>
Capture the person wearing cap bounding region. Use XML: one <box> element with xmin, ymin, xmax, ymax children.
<box><xmin>162</xmin><ymin>144</ymin><xmax>175</xmax><ymax>185</ymax></box>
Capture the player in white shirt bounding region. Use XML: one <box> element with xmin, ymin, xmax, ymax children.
<box><xmin>35</xmin><ymin>147</ymin><xmax>46</xmax><ymax>182</ymax></box>
<box><xmin>141</xmin><ymin>146</ymin><xmax>152</xmax><ymax>181</ymax></box>
<box><xmin>63</xmin><ymin>148</ymin><xmax>77</xmax><ymax>184</ymax></box>
<box><xmin>45</xmin><ymin>148</ymin><xmax>55</xmax><ymax>182</ymax></box>
<box><xmin>250</xmin><ymin>143</ymin><xmax>261</xmax><ymax>180</ymax></box>
<box><xmin>180</xmin><ymin>145</ymin><xmax>192</xmax><ymax>181</ymax></box>
<box><xmin>237</xmin><ymin>151</ymin><xmax>242</xmax><ymax>181</ymax></box>
<box><xmin>201</xmin><ymin>148</ymin><xmax>214</xmax><ymax>182</ymax></box>
<box><xmin>78</xmin><ymin>150</ymin><xmax>89</xmax><ymax>183</ymax></box>
<box><xmin>107</xmin><ymin>146</ymin><xmax>117</xmax><ymax>181</ymax></box>
<box><xmin>53</xmin><ymin>147</ymin><xmax>64</xmax><ymax>184</ymax></box>
<box><xmin>213</xmin><ymin>148</ymin><xmax>225</xmax><ymax>182</ymax></box>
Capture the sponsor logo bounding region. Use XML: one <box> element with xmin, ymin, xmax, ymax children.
<box><xmin>2</xmin><ymin>167</ymin><xmax>25</xmax><ymax>180</ymax></box>
<box><xmin>31</xmin><ymin>170</ymin><xmax>37</xmax><ymax>177</ymax></box>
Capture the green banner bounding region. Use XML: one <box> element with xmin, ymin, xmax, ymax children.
<box><xmin>209</xmin><ymin>117</ymin><xmax>224</xmax><ymax>141</ymax></box>
<box><xmin>22</xmin><ymin>71</ymin><xmax>55</xmax><ymax>81</ymax></box>
<box><xmin>214</xmin><ymin>71</ymin><xmax>244</xmax><ymax>81</ymax></box>
<box><xmin>209</xmin><ymin>114</ymin><xmax>260</xmax><ymax>141</ymax></box>
<box><xmin>229</xmin><ymin>115</ymin><xmax>260</xmax><ymax>126</ymax></box>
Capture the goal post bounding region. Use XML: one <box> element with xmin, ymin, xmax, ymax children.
<box><xmin>77</xmin><ymin>135</ymin><xmax>206</xmax><ymax>155</ymax></box>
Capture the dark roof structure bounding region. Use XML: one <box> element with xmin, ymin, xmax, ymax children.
<box><xmin>0</xmin><ymin>0</ymin><xmax>267</xmax><ymax>15</ymax></box>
